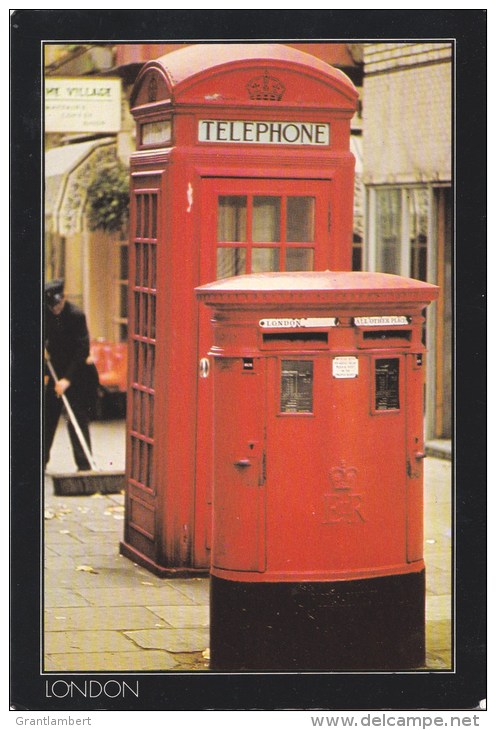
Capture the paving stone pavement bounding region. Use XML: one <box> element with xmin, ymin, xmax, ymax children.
<box><xmin>44</xmin><ymin>419</ymin><xmax>452</xmax><ymax>672</ymax></box>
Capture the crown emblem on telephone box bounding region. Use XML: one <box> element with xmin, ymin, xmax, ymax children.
<box><xmin>247</xmin><ymin>71</ymin><xmax>285</xmax><ymax>101</ymax></box>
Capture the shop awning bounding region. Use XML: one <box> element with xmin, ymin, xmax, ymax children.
<box><xmin>45</xmin><ymin>137</ymin><xmax>116</xmax><ymax>236</ymax></box>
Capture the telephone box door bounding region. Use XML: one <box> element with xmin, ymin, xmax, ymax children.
<box><xmin>194</xmin><ymin>177</ymin><xmax>333</xmax><ymax>564</ymax></box>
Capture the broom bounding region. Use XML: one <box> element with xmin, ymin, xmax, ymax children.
<box><xmin>46</xmin><ymin>359</ymin><xmax>125</xmax><ymax>496</ymax></box>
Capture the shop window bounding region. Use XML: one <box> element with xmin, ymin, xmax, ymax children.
<box><xmin>375</xmin><ymin>188</ymin><xmax>402</xmax><ymax>274</ymax></box>
<box><xmin>407</xmin><ymin>188</ymin><xmax>428</xmax><ymax>282</ymax></box>
<box><xmin>369</xmin><ymin>185</ymin><xmax>429</xmax><ymax>281</ymax></box>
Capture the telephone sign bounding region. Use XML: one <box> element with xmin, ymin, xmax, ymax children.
<box><xmin>198</xmin><ymin>119</ymin><xmax>330</xmax><ymax>145</ymax></box>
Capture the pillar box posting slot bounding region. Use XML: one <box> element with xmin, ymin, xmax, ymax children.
<box><xmin>122</xmin><ymin>44</ymin><xmax>358</xmax><ymax>575</ymax></box>
<box><xmin>196</xmin><ymin>271</ymin><xmax>438</xmax><ymax>671</ymax></box>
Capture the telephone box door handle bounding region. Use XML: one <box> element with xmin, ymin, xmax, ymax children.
<box><xmin>414</xmin><ymin>451</ymin><xmax>426</xmax><ymax>460</ymax></box>
<box><xmin>234</xmin><ymin>459</ymin><xmax>252</xmax><ymax>467</ymax></box>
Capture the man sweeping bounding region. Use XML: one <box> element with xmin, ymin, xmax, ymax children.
<box><xmin>44</xmin><ymin>279</ymin><xmax>99</xmax><ymax>472</ymax></box>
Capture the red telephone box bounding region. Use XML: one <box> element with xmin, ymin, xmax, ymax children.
<box><xmin>121</xmin><ymin>44</ymin><xmax>358</xmax><ymax>574</ymax></box>
<box><xmin>196</xmin><ymin>271</ymin><xmax>438</xmax><ymax>670</ymax></box>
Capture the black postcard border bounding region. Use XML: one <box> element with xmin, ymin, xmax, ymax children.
<box><xmin>10</xmin><ymin>9</ymin><xmax>487</xmax><ymax>711</ymax></box>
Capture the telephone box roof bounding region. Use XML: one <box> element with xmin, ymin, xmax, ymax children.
<box><xmin>131</xmin><ymin>43</ymin><xmax>358</xmax><ymax>106</ymax></box>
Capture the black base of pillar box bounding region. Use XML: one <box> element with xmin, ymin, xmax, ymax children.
<box><xmin>210</xmin><ymin>571</ymin><xmax>425</xmax><ymax>672</ymax></box>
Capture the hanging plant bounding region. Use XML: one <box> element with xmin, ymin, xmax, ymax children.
<box><xmin>86</xmin><ymin>161</ymin><xmax>130</xmax><ymax>233</ymax></box>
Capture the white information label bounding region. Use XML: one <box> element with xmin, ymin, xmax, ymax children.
<box><xmin>259</xmin><ymin>317</ymin><xmax>337</xmax><ymax>329</ymax></box>
<box><xmin>353</xmin><ymin>316</ymin><xmax>409</xmax><ymax>327</ymax></box>
<box><xmin>332</xmin><ymin>356</ymin><xmax>359</xmax><ymax>379</ymax></box>
<box><xmin>199</xmin><ymin>119</ymin><xmax>330</xmax><ymax>146</ymax></box>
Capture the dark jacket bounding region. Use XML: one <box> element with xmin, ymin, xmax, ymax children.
<box><xmin>45</xmin><ymin>300</ymin><xmax>99</xmax><ymax>397</ymax></box>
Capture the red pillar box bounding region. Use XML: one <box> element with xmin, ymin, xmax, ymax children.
<box><xmin>121</xmin><ymin>44</ymin><xmax>358</xmax><ymax>575</ymax></box>
<box><xmin>196</xmin><ymin>271</ymin><xmax>438</xmax><ymax>671</ymax></box>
